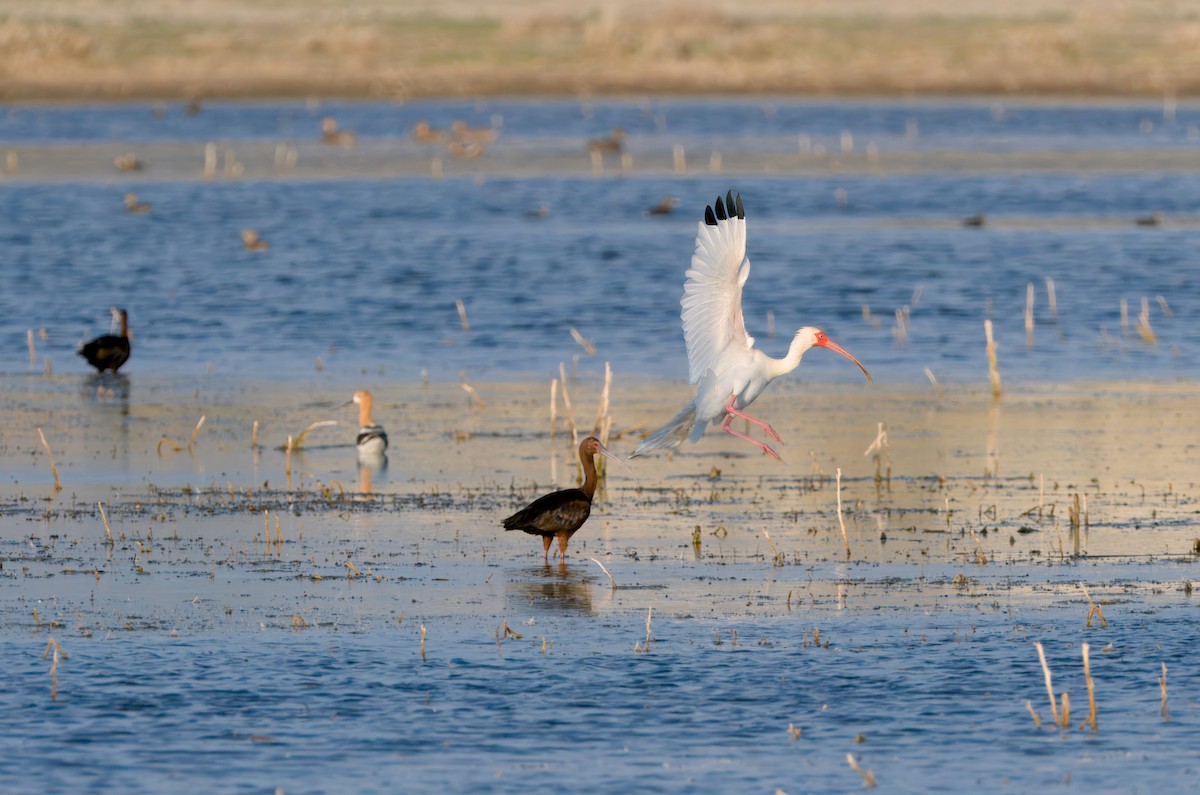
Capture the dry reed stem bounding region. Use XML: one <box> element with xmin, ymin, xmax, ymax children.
<box><xmin>98</xmin><ymin>502</ymin><xmax>113</xmax><ymax>545</ymax></box>
<box><xmin>36</xmin><ymin>427</ymin><xmax>62</xmax><ymax>492</ymax></box>
<box><xmin>968</xmin><ymin>529</ymin><xmax>988</xmax><ymax>565</ymax></box>
<box><xmin>285</xmin><ymin>435</ymin><xmax>293</xmax><ymax>488</ymax></box>
<box><xmin>846</xmin><ymin>754</ymin><xmax>877</xmax><ymax>788</ymax></box>
<box><xmin>251</xmin><ymin>420</ymin><xmax>259</xmax><ymax>449</ymax></box>
<box><xmin>1025</xmin><ymin>700</ymin><xmax>1042</xmax><ymax>729</ymax></box>
<box><xmin>500</xmin><ymin>620</ymin><xmax>522</xmax><ymax>641</ymax></box>
<box><xmin>1081</xmin><ymin>643</ymin><xmax>1098</xmax><ymax>732</ymax></box>
<box><xmin>1135</xmin><ymin>296</ymin><xmax>1156</xmax><ymax>344</ymax></box>
<box><xmin>292</xmin><ymin>614</ymin><xmax>308</xmax><ymax>629</ymax></box>
<box><xmin>559</xmin><ymin>362</ymin><xmax>578</xmax><ymax>449</ymax></box>
<box><xmin>455</xmin><ymin>299</ymin><xmax>470</xmax><ymax>332</ymax></box>
<box><xmin>1159</xmin><ymin>662</ymin><xmax>1169</xmax><ymax>720</ymax></box>
<box><xmin>346</xmin><ymin>561</ymin><xmax>361</xmax><ymax>579</ymax></box>
<box><xmin>288</xmin><ymin>420</ymin><xmax>339</xmax><ymax>450</ymax></box>
<box><xmin>157</xmin><ymin>437</ymin><xmax>182</xmax><ymax>454</ymax></box>
<box><xmin>923</xmin><ymin>367</ymin><xmax>944</xmax><ymax>397</ymax></box>
<box><xmin>42</xmin><ymin>638</ymin><xmax>68</xmax><ymax>702</ymax></box>
<box><xmin>460</xmin><ymin>381</ymin><xmax>485</xmax><ymax>407</ymax></box>
<box><xmin>26</xmin><ymin>329</ymin><xmax>35</xmax><ymax>367</ymax></box>
<box><xmin>592</xmin><ymin>361</ymin><xmax>611</xmax><ymax>437</ymax></box>
<box><xmin>984</xmin><ymin>319</ymin><xmax>1002</xmax><ymax>399</ymax></box>
<box><xmin>590</xmin><ymin>557</ymin><xmax>617</xmax><ymax>590</ymax></box>
<box><xmin>1080</xmin><ymin>582</ymin><xmax>1108</xmax><ymax>628</ymax></box>
<box><xmin>274</xmin><ymin>514</ymin><xmax>284</xmax><ymax>545</ymax></box>
<box><xmin>420</xmin><ymin>624</ymin><xmax>427</xmax><ymax>662</ymax></box>
<box><xmin>835</xmin><ymin>468</ymin><xmax>850</xmax><ymax>559</ymax></box>
<box><xmin>892</xmin><ymin>306</ymin><xmax>910</xmax><ymax>346</ymax></box>
<box><xmin>1156</xmin><ymin>294</ymin><xmax>1172</xmax><ymax>317</ymax></box>
<box><xmin>187</xmin><ymin>415</ymin><xmax>206</xmax><ymax>455</ymax></box>
<box><xmin>570</xmin><ymin>327</ymin><xmax>596</xmax><ymax>356</ymax></box>
<box><xmin>549</xmin><ymin>378</ymin><xmax>558</xmax><ymax>441</ymax></box>
<box><xmin>1045</xmin><ymin>277</ymin><xmax>1057</xmax><ymax>319</ymax></box>
<box><xmin>762</xmin><ymin>530</ymin><xmax>784</xmax><ymax>567</ymax></box>
<box><xmin>1025</xmin><ymin>282</ymin><xmax>1035</xmax><ymax>348</ymax></box>
<box><xmin>1034</xmin><ymin>642</ymin><xmax>1061</xmax><ymax>727</ymax></box>
<box><xmin>263</xmin><ymin>509</ymin><xmax>270</xmax><ymax>548</ymax></box>
<box><xmin>643</xmin><ymin>607</ymin><xmax>653</xmax><ymax>650</ymax></box>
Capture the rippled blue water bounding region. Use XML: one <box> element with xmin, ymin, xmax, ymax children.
<box><xmin>4</xmin><ymin>590</ymin><xmax>1197</xmax><ymax>794</ymax></box>
<box><xmin>2</xmin><ymin>98</ymin><xmax>1198</xmax><ymax>386</ymax></box>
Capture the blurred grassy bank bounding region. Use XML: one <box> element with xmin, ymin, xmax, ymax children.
<box><xmin>2</xmin><ymin>0</ymin><xmax>1199</xmax><ymax>101</ymax></box>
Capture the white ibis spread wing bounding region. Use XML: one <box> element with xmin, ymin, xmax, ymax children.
<box><xmin>681</xmin><ymin>192</ymin><xmax>754</xmax><ymax>384</ymax></box>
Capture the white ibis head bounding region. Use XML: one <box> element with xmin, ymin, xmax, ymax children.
<box><xmin>796</xmin><ymin>326</ymin><xmax>872</xmax><ymax>382</ymax></box>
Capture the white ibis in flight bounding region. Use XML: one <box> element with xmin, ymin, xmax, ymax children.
<box><xmin>348</xmin><ymin>390</ymin><xmax>388</xmax><ymax>459</ymax></box>
<box><xmin>632</xmin><ymin>191</ymin><xmax>872</xmax><ymax>461</ymax></box>
<box><xmin>78</xmin><ymin>308</ymin><xmax>131</xmax><ymax>373</ymax></box>
<box><xmin>503</xmin><ymin>437</ymin><xmax>626</xmax><ymax>563</ymax></box>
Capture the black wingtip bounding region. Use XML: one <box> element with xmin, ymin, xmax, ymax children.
<box><xmin>706</xmin><ymin>192</ymin><xmax>744</xmax><ymax>224</ymax></box>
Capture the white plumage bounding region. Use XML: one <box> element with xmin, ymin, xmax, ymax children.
<box><xmin>633</xmin><ymin>191</ymin><xmax>872</xmax><ymax>461</ymax></box>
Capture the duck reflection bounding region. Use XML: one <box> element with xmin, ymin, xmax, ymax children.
<box><xmin>507</xmin><ymin>564</ymin><xmax>595</xmax><ymax>615</ymax></box>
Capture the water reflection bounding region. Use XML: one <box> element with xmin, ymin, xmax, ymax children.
<box><xmin>357</xmin><ymin>454</ymin><xmax>387</xmax><ymax>494</ymax></box>
<box><xmin>81</xmin><ymin>372</ymin><xmax>130</xmax><ymax>412</ymax></box>
<box><xmin>507</xmin><ymin>563</ymin><xmax>595</xmax><ymax>615</ymax></box>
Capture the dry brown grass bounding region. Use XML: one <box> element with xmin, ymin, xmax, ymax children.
<box><xmin>1</xmin><ymin>1</ymin><xmax>1198</xmax><ymax>100</ymax></box>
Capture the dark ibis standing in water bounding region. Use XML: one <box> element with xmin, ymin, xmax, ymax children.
<box><xmin>78</xmin><ymin>308</ymin><xmax>131</xmax><ymax>373</ymax></box>
<box><xmin>503</xmin><ymin>437</ymin><xmax>625</xmax><ymax>563</ymax></box>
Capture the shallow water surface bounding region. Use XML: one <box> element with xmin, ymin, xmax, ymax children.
<box><xmin>1</xmin><ymin>98</ymin><xmax>1196</xmax><ymax>384</ymax></box>
<box><xmin>1</xmin><ymin>99</ymin><xmax>1199</xmax><ymax>793</ymax></box>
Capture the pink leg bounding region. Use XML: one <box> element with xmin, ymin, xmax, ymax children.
<box><xmin>724</xmin><ymin>395</ymin><xmax>783</xmax><ymax>443</ymax></box>
<box><xmin>721</xmin><ymin>412</ymin><xmax>783</xmax><ymax>462</ymax></box>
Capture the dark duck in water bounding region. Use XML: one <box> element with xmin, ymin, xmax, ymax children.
<box><xmin>78</xmin><ymin>308</ymin><xmax>131</xmax><ymax>373</ymax></box>
<box><xmin>503</xmin><ymin>437</ymin><xmax>628</xmax><ymax>563</ymax></box>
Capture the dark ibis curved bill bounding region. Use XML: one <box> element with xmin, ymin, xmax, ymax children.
<box><xmin>594</xmin><ymin>439</ymin><xmax>641</xmax><ymax>488</ymax></box>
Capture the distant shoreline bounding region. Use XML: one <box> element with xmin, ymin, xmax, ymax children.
<box><xmin>2</xmin><ymin>0</ymin><xmax>1196</xmax><ymax>104</ymax></box>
